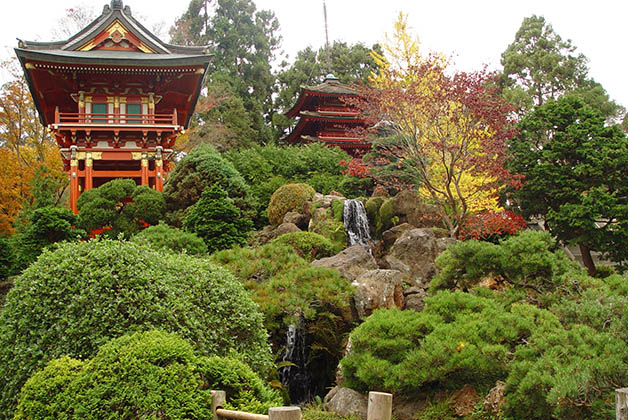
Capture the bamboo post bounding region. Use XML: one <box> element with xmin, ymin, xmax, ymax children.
<box><xmin>367</xmin><ymin>391</ymin><xmax>392</xmax><ymax>420</ymax></box>
<box><xmin>212</xmin><ymin>390</ymin><xmax>227</xmax><ymax>420</ymax></box>
<box><xmin>617</xmin><ymin>388</ymin><xmax>628</xmax><ymax>420</ymax></box>
<box><xmin>268</xmin><ymin>407</ymin><xmax>301</xmax><ymax>420</ymax></box>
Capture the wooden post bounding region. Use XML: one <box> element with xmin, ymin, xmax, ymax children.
<box><xmin>70</xmin><ymin>158</ymin><xmax>79</xmax><ymax>214</ymax></box>
<box><xmin>367</xmin><ymin>391</ymin><xmax>392</xmax><ymax>420</ymax></box>
<box><xmin>140</xmin><ymin>152</ymin><xmax>149</xmax><ymax>186</ymax></box>
<box><xmin>212</xmin><ymin>390</ymin><xmax>227</xmax><ymax>420</ymax></box>
<box><xmin>268</xmin><ymin>407</ymin><xmax>301</xmax><ymax>420</ymax></box>
<box><xmin>85</xmin><ymin>153</ymin><xmax>93</xmax><ymax>191</ymax></box>
<box><xmin>617</xmin><ymin>388</ymin><xmax>628</xmax><ymax>420</ymax></box>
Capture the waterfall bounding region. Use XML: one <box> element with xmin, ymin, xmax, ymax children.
<box><xmin>343</xmin><ymin>199</ymin><xmax>372</xmax><ymax>247</ymax></box>
<box><xmin>279</xmin><ymin>322</ymin><xmax>313</xmax><ymax>404</ymax></box>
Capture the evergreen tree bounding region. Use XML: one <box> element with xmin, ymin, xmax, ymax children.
<box><xmin>183</xmin><ymin>184</ymin><xmax>252</xmax><ymax>254</ymax></box>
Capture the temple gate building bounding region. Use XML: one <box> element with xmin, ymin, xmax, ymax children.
<box><xmin>284</xmin><ymin>74</ymin><xmax>370</xmax><ymax>156</ymax></box>
<box><xmin>15</xmin><ymin>0</ymin><xmax>210</xmax><ymax>213</ymax></box>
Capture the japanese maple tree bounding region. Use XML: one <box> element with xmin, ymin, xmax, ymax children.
<box><xmin>352</xmin><ymin>14</ymin><xmax>521</xmax><ymax>237</ymax></box>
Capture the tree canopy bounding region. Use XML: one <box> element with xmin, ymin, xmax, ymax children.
<box><xmin>507</xmin><ymin>95</ymin><xmax>628</xmax><ymax>275</ymax></box>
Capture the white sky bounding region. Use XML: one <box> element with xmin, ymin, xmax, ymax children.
<box><xmin>1</xmin><ymin>0</ymin><xmax>627</xmax><ymax>108</ymax></box>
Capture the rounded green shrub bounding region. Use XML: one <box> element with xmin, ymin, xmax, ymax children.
<box><xmin>377</xmin><ymin>198</ymin><xmax>395</xmax><ymax>233</ymax></box>
<box><xmin>309</xmin><ymin>212</ymin><xmax>347</xmax><ymax>254</ymax></box>
<box><xmin>131</xmin><ymin>221</ymin><xmax>207</xmax><ymax>255</ymax></box>
<box><xmin>164</xmin><ymin>144</ymin><xmax>255</xmax><ymax>227</ymax></box>
<box><xmin>0</xmin><ymin>240</ymin><xmax>271</xmax><ymax>417</ymax></box>
<box><xmin>341</xmin><ymin>291</ymin><xmax>561</xmax><ymax>396</ymax></box>
<box><xmin>15</xmin><ymin>330</ymin><xmax>282</xmax><ymax>420</ymax></box>
<box><xmin>267</xmin><ymin>183</ymin><xmax>315</xmax><ymax>226</ymax></box>
<box><xmin>183</xmin><ymin>185</ymin><xmax>253</xmax><ymax>254</ymax></box>
<box><xmin>270</xmin><ymin>232</ymin><xmax>335</xmax><ymax>261</ymax></box>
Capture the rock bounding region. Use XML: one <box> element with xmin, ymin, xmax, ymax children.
<box><xmin>255</xmin><ymin>222</ymin><xmax>301</xmax><ymax>244</ymax></box>
<box><xmin>385</xmin><ymin>228</ymin><xmax>438</xmax><ymax>288</ymax></box>
<box><xmin>283</xmin><ymin>211</ymin><xmax>309</xmax><ymax>230</ymax></box>
<box><xmin>452</xmin><ymin>384</ymin><xmax>480</xmax><ymax>417</ymax></box>
<box><xmin>312</xmin><ymin>194</ymin><xmax>345</xmax><ymax>209</ymax></box>
<box><xmin>484</xmin><ymin>381</ymin><xmax>506</xmax><ymax>416</ymax></box>
<box><xmin>353</xmin><ymin>270</ymin><xmax>405</xmax><ymax>319</ymax></box>
<box><xmin>436</xmin><ymin>237</ymin><xmax>457</xmax><ymax>255</ymax></box>
<box><xmin>274</xmin><ymin>222</ymin><xmax>301</xmax><ymax>237</ymax></box>
<box><xmin>403</xmin><ymin>287</ymin><xmax>427</xmax><ymax>312</ymax></box>
<box><xmin>382</xmin><ymin>223</ymin><xmax>415</xmax><ymax>248</ymax></box>
<box><xmin>392</xmin><ymin>190</ymin><xmax>420</xmax><ymax>219</ymax></box>
<box><xmin>312</xmin><ymin>245</ymin><xmax>377</xmax><ymax>282</ymax></box>
<box><xmin>390</xmin><ymin>191</ymin><xmax>441</xmax><ymax>228</ymax></box>
<box><xmin>409</xmin><ymin>203</ymin><xmax>441</xmax><ymax>228</ymax></box>
<box><xmin>325</xmin><ymin>387</ymin><xmax>368</xmax><ymax>419</ymax></box>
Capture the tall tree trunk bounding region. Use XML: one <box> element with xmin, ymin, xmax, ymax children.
<box><xmin>579</xmin><ymin>243</ymin><xmax>597</xmax><ymax>277</ymax></box>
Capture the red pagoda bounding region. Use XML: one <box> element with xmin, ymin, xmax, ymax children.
<box><xmin>284</xmin><ymin>74</ymin><xmax>369</xmax><ymax>155</ymax></box>
<box><xmin>15</xmin><ymin>0</ymin><xmax>210</xmax><ymax>213</ymax></box>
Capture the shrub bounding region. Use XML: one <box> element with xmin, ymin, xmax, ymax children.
<box><xmin>309</xmin><ymin>213</ymin><xmax>347</xmax><ymax>254</ymax></box>
<box><xmin>131</xmin><ymin>221</ymin><xmax>207</xmax><ymax>255</ymax></box>
<box><xmin>267</xmin><ymin>183</ymin><xmax>315</xmax><ymax>226</ymax></box>
<box><xmin>0</xmin><ymin>237</ymin><xmax>14</xmax><ymax>279</ymax></box>
<box><xmin>0</xmin><ymin>240</ymin><xmax>271</xmax><ymax>417</ymax></box>
<box><xmin>77</xmin><ymin>179</ymin><xmax>165</xmax><ymax>237</ymax></box>
<box><xmin>211</xmin><ymin>243</ymin><xmax>354</xmax><ymax>399</ymax></box>
<box><xmin>164</xmin><ymin>144</ymin><xmax>255</xmax><ymax>227</ymax></box>
<box><xmin>364</xmin><ymin>197</ymin><xmax>384</xmax><ymax>230</ymax></box>
<box><xmin>270</xmin><ymin>232</ymin><xmax>335</xmax><ymax>261</ymax></box>
<box><xmin>341</xmin><ymin>291</ymin><xmax>561</xmax><ymax>396</ymax></box>
<box><xmin>377</xmin><ymin>198</ymin><xmax>395</xmax><ymax>233</ymax></box>
<box><xmin>15</xmin><ymin>330</ymin><xmax>282</xmax><ymax>420</ymax></box>
<box><xmin>183</xmin><ymin>185</ymin><xmax>253</xmax><ymax>254</ymax></box>
<box><xmin>505</xmin><ymin>324</ymin><xmax>628</xmax><ymax>420</ymax></box>
<box><xmin>11</xmin><ymin>206</ymin><xmax>85</xmax><ymax>272</ymax></box>
<box><xmin>430</xmin><ymin>230</ymin><xmax>577</xmax><ymax>294</ymax></box>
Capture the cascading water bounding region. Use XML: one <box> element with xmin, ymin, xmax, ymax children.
<box><xmin>343</xmin><ymin>199</ymin><xmax>372</xmax><ymax>247</ymax></box>
<box><xmin>279</xmin><ymin>322</ymin><xmax>313</xmax><ymax>404</ymax></box>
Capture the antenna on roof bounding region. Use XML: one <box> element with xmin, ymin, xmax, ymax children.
<box><xmin>323</xmin><ymin>0</ymin><xmax>331</xmax><ymax>74</ymax></box>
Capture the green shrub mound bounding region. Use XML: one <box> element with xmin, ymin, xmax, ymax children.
<box><xmin>164</xmin><ymin>144</ymin><xmax>255</xmax><ymax>227</ymax></box>
<box><xmin>184</xmin><ymin>185</ymin><xmax>253</xmax><ymax>254</ymax></box>
<box><xmin>131</xmin><ymin>221</ymin><xmax>207</xmax><ymax>255</ymax></box>
<box><xmin>431</xmin><ymin>230</ymin><xmax>576</xmax><ymax>294</ymax></box>
<box><xmin>270</xmin><ymin>232</ymin><xmax>335</xmax><ymax>261</ymax></box>
<box><xmin>14</xmin><ymin>330</ymin><xmax>282</xmax><ymax>420</ymax></box>
<box><xmin>341</xmin><ymin>291</ymin><xmax>561</xmax><ymax>395</ymax></box>
<box><xmin>0</xmin><ymin>240</ymin><xmax>271</xmax><ymax>417</ymax></box>
<box><xmin>267</xmin><ymin>183</ymin><xmax>315</xmax><ymax>226</ymax></box>
<box><xmin>77</xmin><ymin>179</ymin><xmax>165</xmax><ymax>237</ymax></box>
<box><xmin>211</xmin><ymin>242</ymin><xmax>354</xmax><ymax>398</ymax></box>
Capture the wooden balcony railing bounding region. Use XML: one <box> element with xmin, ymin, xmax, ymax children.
<box><xmin>54</xmin><ymin>108</ymin><xmax>178</xmax><ymax>126</ymax></box>
<box><xmin>316</xmin><ymin>105</ymin><xmax>358</xmax><ymax>116</ymax></box>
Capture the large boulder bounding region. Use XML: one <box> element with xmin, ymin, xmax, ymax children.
<box><xmin>325</xmin><ymin>387</ymin><xmax>368</xmax><ymax>419</ymax></box>
<box><xmin>255</xmin><ymin>223</ymin><xmax>301</xmax><ymax>244</ymax></box>
<box><xmin>382</xmin><ymin>223</ymin><xmax>415</xmax><ymax>248</ymax></box>
<box><xmin>403</xmin><ymin>286</ymin><xmax>427</xmax><ymax>312</ymax></box>
<box><xmin>353</xmin><ymin>270</ymin><xmax>405</xmax><ymax>319</ymax></box>
<box><xmin>391</xmin><ymin>190</ymin><xmax>441</xmax><ymax>228</ymax></box>
<box><xmin>312</xmin><ymin>245</ymin><xmax>377</xmax><ymax>282</ymax></box>
<box><xmin>283</xmin><ymin>211</ymin><xmax>310</xmax><ymax>230</ymax></box>
<box><xmin>385</xmin><ymin>228</ymin><xmax>438</xmax><ymax>288</ymax></box>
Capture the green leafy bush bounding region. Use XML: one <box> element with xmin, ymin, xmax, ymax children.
<box><xmin>270</xmin><ymin>232</ymin><xmax>335</xmax><ymax>261</ymax></box>
<box><xmin>211</xmin><ymin>242</ymin><xmax>354</xmax><ymax>398</ymax></box>
<box><xmin>11</xmin><ymin>206</ymin><xmax>85</xmax><ymax>272</ymax></box>
<box><xmin>0</xmin><ymin>237</ymin><xmax>14</xmax><ymax>279</ymax></box>
<box><xmin>164</xmin><ymin>144</ymin><xmax>255</xmax><ymax>227</ymax></box>
<box><xmin>431</xmin><ymin>230</ymin><xmax>576</xmax><ymax>294</ymax></box>
<box><xmin>131</xmin><ymin>221</ymin><xmax>207</xmax><ymax>255</ymax></box>
<box><xmin>341</xmin><ymin>291</ymin><xmax>561</xmax><ymax>396</ymax></box>
<box><xmin>0</xmin><ymin>240</ymin><xmax>271</xmax><ymax>417</ymax></box>
<box><xmin>184</xmin><ymin>185</ymin><xmax>253</xmax><ymax>254</ymax></box>
<box><xmin>77</xmin><ymin>179</ymin><xmax>165</xmax><ymax>237</ymax></box>
<box><xmin>267</xmin><ymin>183</ymin><xmax>315</xmax><ymax>226</ymax></box>
<box><xmin>15</xmin><ymin>330</ymin><xmax>282</xmax><ymax>420</ymax></box>
<box><xmin>505</xmin><ymin>324</ymin><xmax>628</xmax><ymax>420</ymax></box>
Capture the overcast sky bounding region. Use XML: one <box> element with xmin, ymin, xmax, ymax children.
<box><xmin>2</xmin><ymin>0</ymin><xmax>627</xmax><ymax>107</ymax></box>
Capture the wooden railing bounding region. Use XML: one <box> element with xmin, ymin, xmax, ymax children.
<box><xmin>211</xmin><ymin>390</ymin><xmax>392</xmax><ymax>420</ymax></box>
<box><xmin>316</xmin><ymin>106</ymin><xmax>358</xmax><ymax>116</ymax></box>
<box><xmin>54</xmin><ymin>108</ymin><xmax>178</xmax><ymax>126</ymax></box>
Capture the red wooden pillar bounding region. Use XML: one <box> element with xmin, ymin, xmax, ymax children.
<box><xmin>85</xmin><ymin>152</ymin><xmax>93</xmax><ymax>191</ymax></box>
<box><xmin>70</xmin><ymin>158</ymin><xmax>79</xmax><ymax>214</ymax></box>
<box><xmin>155</xmin><ymin>158</ymin><xmax>163</xmax><ymax>191</ymax></box>
<box><xmin>141</xmin><ymin>152</ymin><xmax>149</xmax><ymax>186</ymax></box>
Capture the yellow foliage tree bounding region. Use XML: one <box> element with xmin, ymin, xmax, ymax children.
<box><xmin>355</xmin><ymin>14</ymin><xmax>520</xmax><ymax>237</ymax></box>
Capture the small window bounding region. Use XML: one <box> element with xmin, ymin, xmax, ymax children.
<box><xmin>127</xmin><ymin>103</ymin><xmax>142</xmax><ymax>124</ymax></box>
<box><xmin>92</xmin><ymin>103</ymin><xmax>107</xmax><ymax>123</ymax></box>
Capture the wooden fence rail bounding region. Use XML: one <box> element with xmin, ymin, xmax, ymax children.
<box><xmin>210</xmin><ymin>390</ymin><xmax>393</xmax><ymax>420</ymax></box>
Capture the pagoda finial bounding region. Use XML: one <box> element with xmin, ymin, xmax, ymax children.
<box><xmin>111</xmin><ymin>0</ymin><xmax>123</xmax><ymax>10</ymax></box>
<box><xmin>324</xmin><ymin>74</ymin><xmax>339</xmax><ymax>84</ymax></box>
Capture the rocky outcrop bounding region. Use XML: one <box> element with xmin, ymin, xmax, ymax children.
<box><xmin>283</xmin><ymin>211</ymin><xmax>309</xmax><ymax>230</ymax></box>
<box><xmin>385</xmin><ymin>228</ymin><xmax>438</xmax><ymax>288</ymax></box>
<box><xmin>255</xmin><ymin>222</ymin><xmax>301</xmax><ymax>244</ymax></box>
<box><xmin>312</xmin><ymin>245</ymin><xmax>377</xmax><ymax>282</ymax></box>
<box><xmin>382</xmin><ymin>223</ymin><xmax>415</xmax><ymax>248</ymax></box>
<box><xmin>403</xmin><ymin>286</ymin><xmax>427</xmax><ymax>312</ymax></box>
<box><xmin>391</xmin><ymin>190</ymin><xmax>441</xmax><ymax>228</ymax></box>
<box><xmin>325</xmin><ymin>387</ymin><xmax>368</xmax><ymax>419</ymax></box>
<box><xmin>353</xmin><ymin>270</ymin><xmax>405</xmax><ymax>319</ymax></box>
